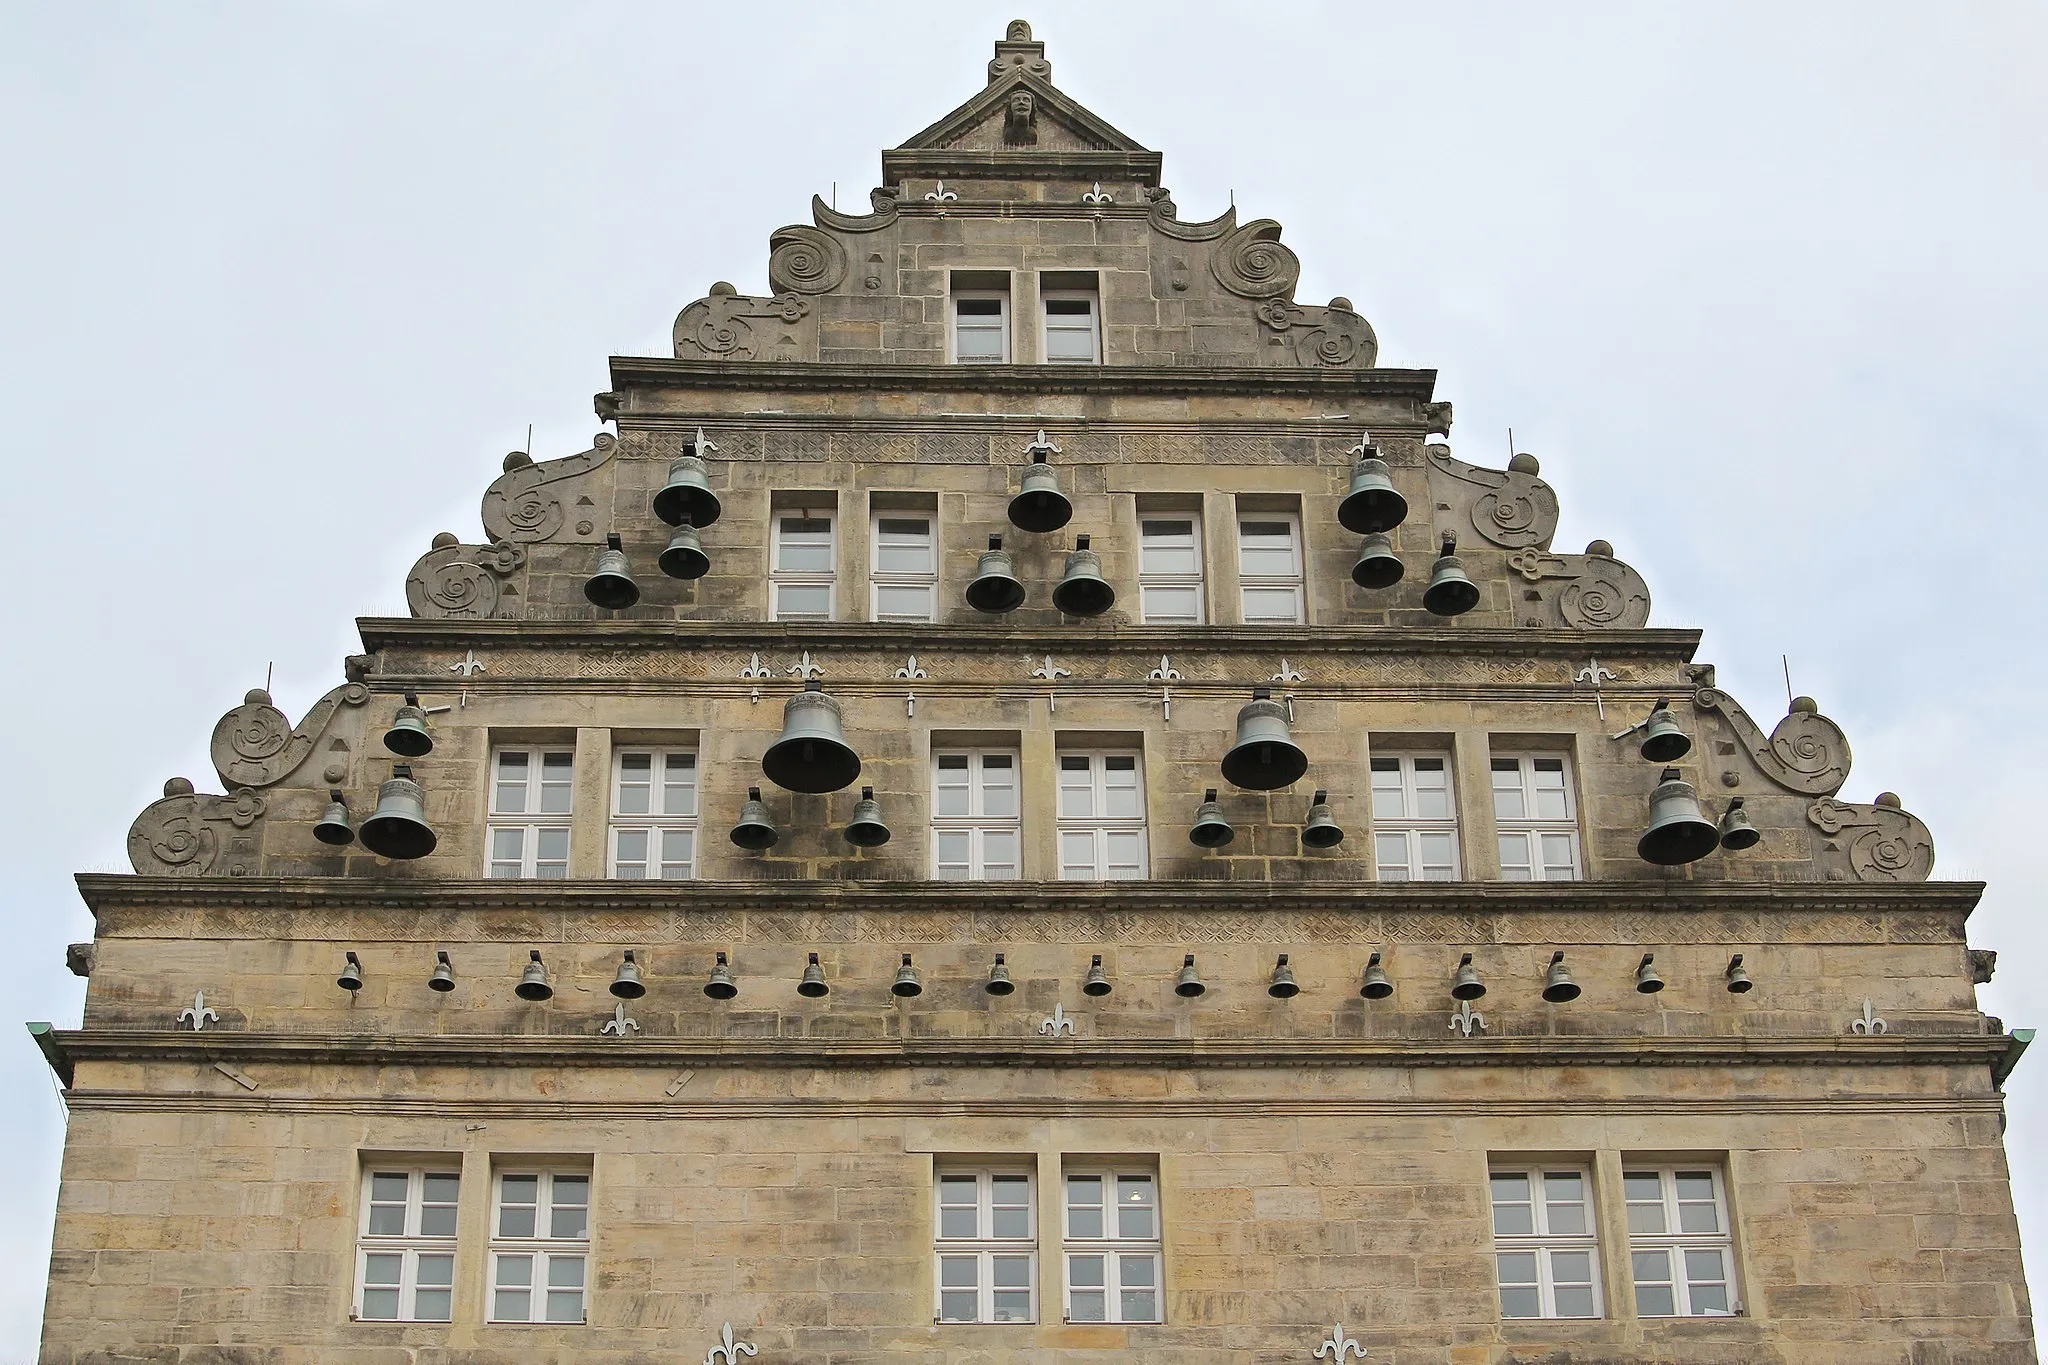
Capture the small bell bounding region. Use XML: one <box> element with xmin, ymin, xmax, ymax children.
<box><xmin>843</xmin><ymin>786</ymin><xmax>892</xmax><ymax>847</ymax></box>
<box><xmin>1051</xmin><ymin>535</ymin><xmax>1116</xmax><ymax>617</ymax></box>
<box><xmin>762</xmin><ymin>680</ymin><xmax>862</xmax><ymax>793</ymax></box>
<box><xmin>1174</xmin><ymin>952</ymin><xmax>1206</xmax><ymax>998</ymax></box>
<box><xmin>1220</xmin><ymin>687</ymin><xmax>1309</xmax><ymax>790</ymax></box>
<box><xmin>383</xmin><ymin>693</ymin><xmax>433</xmax><ymax>757</ymax></box>
<box><xmin>1189</xmin><ymin>789</ymin><xmax>1235</xmax><ymax>848</ymax></box>
<box><xmin>584</xmin><ymin>533</ymin><xmax>641</xmax><ymax>610</ymax></box>
<box><xmin>1337</xmin><ymin>439</ymin><xmax>1409</xmax><ymax>534</ymax></box>
<box><xmin>651</xmin><ymin>440</ymin><xmax>723</xmax><ymax>527</ymax></box>
<box><xmin>359</xmin><ymin>764</ymin><xmax>437</xmax><ymax>860</ymax></box>
<box><xmin>1302</xmin><ymin>790</ymin><xmax>1344</xmax><ymax>849</ymax></box>
<box><xmin>1007</xmin><ymin>447</ymin><xmax>1073</xmax><ymax>533</ymax></box>
<box><xmin>1267</xmin><ymin>953</ymin><xmax>1299</xmax><ymax>999</ymax></box>
<box><xmin>730</xmin><ymin>787</ymin><xmax>779</xmax><ymax>850</ymax></box>
<box><xmin>337</xmin><ymin>951</ymin><xmax>364</xmax><ymax>993</ymax></box>
<box><xmin>1725</xmin><ymin>953</ymin><xmax>1753</xmax><ymax>994</ymax></box>
<box><xmin>610</xmin><ymin>949</ymin><xmax>646</xmax><ymax>1000</ymax></box>
<box><xmin>798</xmin><ymin>952</ymin><xmax>830</xmax><ymax>998</ymax></box>
<box><xmin>704</xmin><ymin>950</ymin><xmax>738</xmax><ymax>1000</ymax></box>
<box><xmin>1350</xmin><ymin>532</ymin><xmax>1403</xmax><ymax>589</ymax></box>
<box><xmin>1542</xmin><ymin>950</ymin><xmax>1581</xmax><ymax>1003</ymax></box>
<box><xmin>965</xmin><ymin>535</ymin><xmax>1027</xmax><ymax>614</ymax></box>
<box><xmin>985</xmin><ymin>952</ymin><xmax>1015</xmax><ymax>996</ymax></box>
<box><xmin>1637</xmin><ymin>699</ymin><xmax>1692</xmax><ymax>763</ymax></box>
<box><xmin>657</xmin><ymin>513</ymin><xmax>710</xmax><ymax>580</ymax></box>
<box><xmin>1718</xmin><ymin>797</ymin><xmax>1760</xmax><ymax>851</ymax></box>
<box><xmin>428</xmin><ymin>950</ymin><xmax>455</xmax><ymax>993</ymax></box>
<box><xmin>1451</xmin><ymin>951</ymin><xmax>1486</xmax><ymax>1000</ymax></box>
<box><xmin>314</xmin><ymin>789</ymin><xmax>355</xmax><ymax>847</ymax></box>
<box><xmin>515</xmin><ymin>949</ymin><xmax>552</xmax><ymax>1002</ymax></box>
<box><xmin>1637</xmin><ymin>767</ymin><xmax>1720</xmax><ymax>866</ymax></box>
<box><xmin>1360</xmin><ymin>951</ymin><xmax>1394</xmax><ymax>1000</ymax></box>
<box><xmin>891</xmin><ymin>953</ymin><xmax>923</xmax><ymax>998</ymax></box>
<box><xmin>1635</xmin><ymin>952</ymin><xmax>1666</xmax><ymax>994</ymax></box>
<box><xmin>1082</xmin><ymin>953</ymin><xmax>1112</xmax><ymax>997</ymax></box>
<box><xmin>1422</xmin><ymin>533</ymin><xmax>1480</xmax><ymax>617</ymax></box>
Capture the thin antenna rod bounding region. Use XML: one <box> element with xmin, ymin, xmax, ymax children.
<box><xmin>525</xmin><ymin>424</ymin><xmax>533</xmax><ymax>456</ymax></box>
<box><xmin>265</xmin><ymin>661</ymin><xmax>273</xmax><ymax>694</ymax></box>
<box><xmin>831</xmin><ymin>180</ymin><xmax>837</xmax><ymax>211</ymax></box>
<box><xmin>1507</xmin><ymin>427</ymin><xmax>1515</xmax><ymax>462</ymax></box>
<box><xmin>1783</xmin><ymin>654</ymin><xmax>1794</xmax><ymax>708</ymax></box>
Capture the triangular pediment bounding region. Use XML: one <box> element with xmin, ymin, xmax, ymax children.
<box><xmin>895</xmin><ymin>69</ymin><xmax>1151</xmax><ymax>157</ymax></box>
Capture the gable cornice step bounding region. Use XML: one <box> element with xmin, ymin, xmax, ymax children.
<box><xmin>605</xmin><ymin>357</ymin><xmax>1439</xmax><ymax>400</ymax></box>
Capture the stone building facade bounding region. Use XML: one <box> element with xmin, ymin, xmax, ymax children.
<box><xmin>31</xmin><ymin>22</ymin><xmax>2036</xmax><ymax>1365</ymax></box>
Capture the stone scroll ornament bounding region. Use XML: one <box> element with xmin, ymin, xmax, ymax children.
<box><xmin>1425</xmin><ymin>446</ymin><xmax>1560</xmax><ymax>549</ymax></box>
<box><xmin>1211</xmin><ymin>219</ymin><xmax>1301</xmax><ymax>299</ymax></box>
<box><xmin>480</xmin><ymin>432</ymin><xmax>618</xmax><ymax>546</ymax></box>
<box><xmin>1505</xmin><ymin>544</ymin><xmax>1652</xmax><ymax>629</ymax></box>
<box><xmin>811</xmin><ymin>187</ymin><xmax>900</xmax><ymax>234</ymax></box>
<box><xmin>672</xmin><ymin>282</ymin><xmax>815</xmax><ymax>362</ymax></box>
<box><xmin>127</xmin><ymin>778</ymin><xmax>266</xmax><ymax>876</ymax></box>
<box><xmin>1692</xmin><ymin>689</ymin><xmax>1852</xmax><ymax>796</ymax></box>
<box><xmin>406</xmin><ymin>535</ymin><xmax>528</xmax><ymax>620</ymax></box>
<box><xmin>767</xmin><ymin>225</ymin><xmax>848</xmax><ymax>296</ymax></box>
<box><xmin>1808</xmin><ymin>793</ymin><xmax>1935</xmax><ymax>883</ymax></box>
<box><xmin>1256</xmin><ymin>297</ymin><xmax>1379</xmax><ymax>369</ymax></box>
<box><xmin>210</xmin><ymin>683</ymin><xmax>371</xmax><ymax>789</ymax></box>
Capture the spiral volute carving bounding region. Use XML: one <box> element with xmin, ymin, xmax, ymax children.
<box><xmin>1212</xmin><ymin>220</ymin><xmax>1301</xmax><ymax>299</ymax></box>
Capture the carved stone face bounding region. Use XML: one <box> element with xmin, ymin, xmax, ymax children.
<box><xmin>1004</xmin><ymin>89</ymin><xmax>1038</xmax><ymax>145</ymax></box>
<box><xmin>1010</xmin><ymin>90</ymin><xmax>1034</xmax><ymax>120</ymax></box>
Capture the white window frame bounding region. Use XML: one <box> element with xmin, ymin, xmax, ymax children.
<box><xmin>1625</xmin><ymin>1165</ymin><xmax>1739</xmax><ymax>1318</ymax></box>
<box><xmin>1490</xmin><ymin>1165</ymin><xmax>1604</xmax><ymax>1321</ymax></box>
<box><xmin>1370</xmin><ymin>752</ymin><xmax>1461</xmax><ymax>881</ymax></box>
<box><xmin>1491</xmin><ymin>754</ymin><xmax>1582</xmax><ymax>881</ymax></box>
<box><xmin>950</xmin><ymin>290</ymin><xmax>1011</xmax><ymax>364</ymax></box>
<box><xmin>933</xmin><ymin>1166</ymin><xmax>1037</xmax><ymax>1324</ymax></box>
<box><xmin>770</xmin><ymin>509</ymin><xmax>837</xmax><ymax>621</ymax></box>
<box><xmin>870</xmin><ymin>511</ymin><xmax>938</xmax><ymax>623</ymax></box>
<box><xmin>488</xmin><ymin>1168</ymin><xmax>591</xmax><ymax>1325</ymax></box>
<box><xmin>1061</xmin><ymin>1167</ymin><xmax>1163</xmax><ymax>1324</ymax></box>
<box><xmin>608</xmin><ymin>746</ymin><xmax>698</xmax><ymax>880</ymax></box>
<box><xmin>1040</xmin><ymin>288</ymin><xmax>1101</xmax><ymax>364</ymax></box>
<box><xmin>487</xmin><ymin>747</ymin><xmax>574</xmax><ymax>879</ymax></box>
<box><xmin>1056</xmin><ymin>750</ymin><xmax>1148</xmax><ymax>881</ymax></box>
<box><xmin>1137</xmin><ymin>513</ymin><xmax>1205</xmax><ymax>625</ymax></box>
<box><xmin>354</xmin><ymin>1166</ymin><xmax>459</xmax><ymax>1322</ymax></box>
<box><xmin>931</xmin><ymin>749</ymin><xmax>1022</xmax><ymax>881</ymax></box>
<box><xmin>1235</xmin><ymin>511</ymin><xmax>1304</xmax><ymax>624</ymax></box>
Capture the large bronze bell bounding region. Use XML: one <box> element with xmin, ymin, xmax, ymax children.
<box><xmin>1302</xmin><ymin>789</ymin><xmax>1345</xmax><ymax>848</ymax></box>
<box><xmin>798</xmin><ymin>952</ymin><xmax>830</xmax><ymax>998</ymax></box>
<box><xmin>1638</xmin><ymin>699</ymin><xmax>1692</xmax><ymax>763</ymax></box>
<box><xmin>383</xmin><ymin>693</ymin><xmax>433</xmax><ymax>757</ymax></box>
<box><xmin>965</xmin><ymin>535</ymin><xmax>1026</xmax><ymax>614</ymax></box>
<box><xmin>1337</xmin><ymin>438</ymin><xmax>1408</xmax><ymax>534</ymax></box>
<box><xmin>1360</xmin><ymin>951</ymin><xmax>1394</xmax><ymax>1000</ymax></box>
<box><xmin>651</xmin><ymin>434</ymin><xmax>723</xmax><ymax>527</ymax></box>
<box><xmin>1725</xmin><ymin>953</ymin><xmax>1753</xmax><ymax>994</ymax></box>
<box><xmin>730</xmin><ymin>787</ymin><xmax>779</xmax><ymax>850</ymax></box>
<box><xmin>1542</xmin><ymin>950</ymin><xmax>1581</xmax><ymax>1003</ymax></box>
<box><xmin>762</xmin><ymin>680</ymin><xmax>862</xmax><ymax>793</ymax></box>
<box><xmin>704</xmin><ymin>951</ymin><xmax>738</xmax><ymax>1000</ymax></box>
<box><xmin>314</xmin><ymin>789</ymin><xmax>354</xmax><ymax>846</ymax></box>
<box><xmin>843</xmin><ymin>786</ymin><xmax>892</xmax><ymax>847</ymax></box>
<box><xmin>1051</xmin><ymin>535</ymin><xmax>1115</xmax><ymax>617</ymax></box>
<box><xmin>1083</xmin><ymin>954</ymin><xmax>1112</xmax><ymax>997</ymax></box>
<box><xmin>985</xmin><ymin>953</ymin><xmax>1015</xmax><ymax>996</ymax></box>
<box><xmin>359</xmin><ymin>763</ymin><xmax>437</xmax><ymax>860</ymax></box>
<box><xmin>1189</xmin><ymin>789</ymin><xmax>1235</xmax><ymax>848</ymax></box>
<box><xmin>1718</xmin><ymin>796</ymin><xmax>1760</xmax><ymax>850</ymax></box>
<box><xmin>1174</xmin><ymin>953</ymin><xmax>1206</xmax><ymax>998</ymax></box>
<box><xmin>337</xmin><ymin>951</ymin><xmax>364</xmax><ymax>993</ymax></box>
<box><xmin>1007</xmin><ymin>448</ymin><xmax>1073</xmax><ymax>533</ymax></box>
<box><xmin>1422</xmin><ymin>533</ymin><xmax>1480</xmax><ymax>617</ymax></box>
<box><xmin>891</xmin><ymin>953</ymin><xmax>923</xmax><ymax>998</ymax></box>
<box><xmin>1220</xmin><ymin>687</ymin><xmax>1309</xmax><ymax>790</ymax></box>
<box><xmin>1350</xmin><ymin>532</ymin><xmax>1403</xmax><ymax>589</ymax></box>
<box><xmin>428</xmin><ymin>950</ymin><xmax>456</xmax><ymax>993</ymax></box>
<box><xmin>1635</xmin><ymin>952</ymin><xmax>1666</xmax><ymax>994</ymax></box>
<box><xmin>515</xmin><ymin>950</ymin><xmax>552</xmax><ymax>1002</ymax></box>
<box><xmin>584</xmin><ymin>533</ymin><xmax>640</xmax><ymax>610</ymax></box>
<box><xmin>1267</xmin><ymin>954</ymin><xmax>1300</xmax><ymax>999</ymax></box>
<box><xmin>1636</xmin><ymin>767</ymin><xmax>1720</xmax><ymax>865</ymax></box>
<box><xmin>609</xmin><ymin>950</ymin><xmax>646</xmax><ymax>1000</ymax></box>
<box><xmin>657</xmin><ymin>513</ymin><xmax>710</xmax><ymax>580</ymax></box>
<box><xmin>1451</xmin><ymin>952</ymin><xmax>1486</xmax><ymax>1000</ymax></box>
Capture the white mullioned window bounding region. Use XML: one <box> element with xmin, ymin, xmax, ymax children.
<box><xmin>1236</xmin><ymin>514</ymin><xmax>1304</xmax><ymax>624</ymax></box>
<box><xmin>1492</xmin><ymin>755</ymin><xmax>1581</xmax><ymax>881</ymax></box>
<box><xmin>1371</xmin><ymin>753</ymin><xmax>1460</xmax><ymax>880</ymax></box>
<box><xmin>934</xmin><ymin>1167</ymin><xmax>1036</xmax><ymax>1323</ymax></box>
<box><xmin>871</xmin><ymin>513</ymin><xmax>938</xmax><ymax>622</ymax></box>
<box><xmin>488</xmin><ymin>748</ymin><xmax>574</xmax><ymax>878</ymax></box>
<box><xmin>1137</xmin><ymin>515</ymin><xmax>1204</xmax><ymax>624</ymax></box>
<box><xmin>354</xmin><ymin>1167</ymin><xmax>459</xmax><ymax>1322</ymax></box>
<box><xmin>932</xmin><ymin>750</ymin><xmax>1021</xmax><ymax>880</ymax></box>
<box><xmin>952</xmin><ymin>292</ymin><xmax>1010</xmax><ymax>363</ymax></box>
<box><xmin>770</xmin><ymin>510</ymin><xmax>836</xmax><ymax>621</ymax></box>
<box><xmin>1626</xmin><ymin>1166</ymin><xmax>1738</xmax><ymax>1317</ymax></box>
<box><xmin>1062</xmin><ymin>1168</ymin><xmax>1162</xmax><ymax>1324</ymax></box>
<box><xmin>1490</xmin><ymin>1166</ymin><xmax>1602</xmax><ymax>1320</ymax></box>
<box><xmin>609</xmin><ymin>747</ymin><xmax>697</xmax><ymax>880</ymax></box>
<box><xmin>1057</xmin><ymin>751</ymin><xmax>1147</xmax><ymax>880</ymax></box>
<box><xmin>1041</xmin><ymin>290</ymin><xmax>1101</xmax><ymax>363</ymax></box>
<box><xmin>489</xmin><ymin>1169</ymin><xmax>590</xmax><ymax>1324</ymax></box>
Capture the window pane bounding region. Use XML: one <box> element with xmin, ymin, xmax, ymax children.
<box><xmin>1375</xmin><ymin>832</ymin><xmax>1413</xmax><ymax>880</ymax></box>
<box><xmin>1141</xmin><ymin>584</ymin><xmax>1200</xmax><ymax>623</ymax></box>
<box><xmin>875</xmin><ymin>584</ymin><xmax>933</xmax><ymax>619</ymax></box>
<box><xmin>981</xmin><ymin>755</ymin><xmax>1017</xmax><ymax>817</ymax></box>
<box><xmin>940</xmin><ymin>1290</ymin><xmax>978</xmax><ymax>1321</ymax></box>
<box><xmin>776</xmin><ymin>582</ymin><xmax>832</xmax><ymax>618</ymax></box>
<box><xmin>1490</xmin><ymin>1174</ymin><xmax>1534</xmax><ymax>1235</ymax></box>
<box><xmin>616</xmin><ymin>752</ymin><xmax>652</xmax><ymax>814</ymax></box>
<box><xmin>493</xmin><ymin>1253</ymin><xmax>533</xmax><ymax>1322</ymax></box>
<box><xmin>1059</xmin><ymin>830</ymin><xmax>1097</xmax><ymax>879</ymax></box>
<box><xmin>498</xmin><ymin>1178</ymin><xmax>538</xmax><ymax>1237</ymax></box>
<box><xmin>495</xmin><ymin>751</ymin><xmax>530</xmax><ymax>813</ymax></box>
<box><xmin>1139</xmin><ymin>520</ymin><xmax>1198</xmax><ymax>573</ymax></box>
<box><xmin>1118</xmin><ymin>1176</ymin><xmax>1157</xmax><ymax>1239</ymax></box>
<box><xmin>539</xmin><ymin>753</ymin><xmax>574</xmax><ymax>813</ymax></box>
<box><xmin>1413</xmin><ymin>758</ymin><xmax>1451</xmax><ymax>819</ymax></box>
<box><xmin>1554</xmin><ymin>1283</ymin><xmax>1597</xmax><ymax>1318</ymax></box>
<box><xmin>535</xmin><ymin>828</ymin><xmax>570</xmax><ymax>877</ymax></box>
<box><xmin>776</xmin><ymin>519</ymin><xmax>834</xmax><ymax>572</ymax></box>
<box><xmin>1104</xmin><ymin>830</ymin><xmax>1144</xmax><ymax>879</ymax></box>
<box><xmin>613</xmin><ymin>828</ymin><xmax>648</xmax><ymax>877</ymax></box>
<box><xmin>980</xmin><ymin>830</ymin><xmax>1019</xmax><ymax>879</ymax></box>
<box><xmin>934</xmin><ymin>830</ymin><xmax>971</xmax><ymax>879</ymax></box>
<box><xmin>1045</xmin><ymin>326</ymin><xmax>1097</xmax><ymax>362</ymax></box>
<box><xmin>1498</xmin><ymin>833</ymin><xmax>1533</xmax><ymax>880</ymax></box>
<box><xmin>1543</xmin><ymin>1172</ymin><xmax>1588</xmax><ymax>1234</ymax></box>
<box><xmin>939</xmin><ymin>1254</ymin><xmax>978</xmax><ymax>1287</ymax></box>
<box><xmin>1540</xmin><ymin>833</ymin><xmax>1577</xmax><ymax>879</ymax></box>
<box><xmin>414</xmin><ymin>1292</ymin><xmax>453</xmax><ymax>1321</ymax></box>
<box><xmin>956</xmin><ymin>329</ymin><xmax>1005</xmax><ymax>361</ymax></box>
<box><xmin>1417</xmin><ymin>831</ymin><xmax>1456</xmax><ymax>878</ymax></box>
<box><xmin>1491</xmin><ymin>758</ymin><xmax>1526</xmax><ymax>819</ymax></box>
<box><xmin>956</xmin><ymin>297</ymin><xmax>1002</xmax><ymax>316</ymax></box>
<box><xmin>1046</xmin><ymin>297</ymin><xmax>1092</xmax><ymax>316</ymax></box>
<box><xmin>662</xmin><ymin>753</ymin><xmax>696</xmax><ymax>813</ymax></box>
<box><xmin>992</xmin><ymin>1252</ymin><xmax>1032</xmax><ymax>1321</ymax></box>
<box><xmin>1069</xmin><ymin>1252</ymin><xmax>1104</xmax><ymax>1287</ymax></box>
<box><xmin>659</xmin><ymin>828</ymin><xmax>694</xmax><ymax>877</ymax></box>
<box><xmin>1242</xmin><ymin>586</ymin><xmax>1301</xmax><ymax>622</ymax></box>
<box><xmin>1070</xmin><ymin>1290</ymin><xmax>1107</xmax><ymax>1321</ymax></box>
<box><xmin>362</xmin><ymin>1253</ymin><xmax>401</xmax><ymax>1313</ymax></box>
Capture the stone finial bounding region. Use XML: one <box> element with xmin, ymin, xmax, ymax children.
<box><xmin>989</xmin><ymin>20</ymin><xmax>1051</xmax><ymax>84</ymax></box>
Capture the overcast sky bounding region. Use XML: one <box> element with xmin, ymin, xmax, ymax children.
<box><xmin>1</xmin><ymin>1</ymin><xmax>2043</xmax><ymax>1351</ymax></box>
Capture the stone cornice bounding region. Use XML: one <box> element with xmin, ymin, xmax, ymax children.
<box><xmin>881</xmin><ymin>149</ymin><xmax>1165</xmax><ymax>184</ymax></box>
<box><xmin>605</xmin><ymin>357</ymin><xmax>1439</xmax><ymax>401</ymax></box>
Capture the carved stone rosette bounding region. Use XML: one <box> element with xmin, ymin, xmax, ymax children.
<box><xmin>209</xmin><ymin>683</ymin><xmax>370</xmax><ymax>789</ymax></box>
<box><xmin>406</xmin><ymin>541</ymin><xmax>528</xmax><ymax>620</ymax></box>
<box><xmin>1808</xmin><ymin>796</ymin><xmax>1934</xmax><ymax>882</ymax></box>
<box><xmin>127</xmin><ymin>782</ymin><xmax>266</xmax><ymax>876</ymax></box>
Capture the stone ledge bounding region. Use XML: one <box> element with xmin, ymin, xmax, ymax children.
<box><xmin>607</xmin><ymin>357</ymin><xmax>1439</xmax><ymax>399</ymax></box>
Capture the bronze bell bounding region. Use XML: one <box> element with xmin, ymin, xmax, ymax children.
<box><xmin>657</xmin><ymin>513</ymin><xmax>710</xmax><ymax>580</ymax></box>
<box><xmin>383</xmin><ymin>692</ymin><xmax>433</xmax><ymax>757</ymax></box>
<box><xmin>1302</xmin><ymin>789</ymin><xmax>1344</xmax><ymax>849</ymax></box>
<box><xmin>985</xmin><ymin>952</ymin><xmax>1015</xmax><ymax>996</ymax></box>
<box><xmin>584</xmin><ymin>533</ymin><xmax>640</xmax><ymax>610</ymax></box>
<box><xmin>337</xmin><ymin>951</ymin><xmax>364</xmax><ymax>993</ymax></box>
<box><xmin>1422</xmin><ymin>533</ymin><xmax>1480</xmax><ymax>617</ymax></box>
<box><xmin>515</xmin><ymin>949</ymin><xmax>552</xmax><ymax>1002</ymax></box>
<box><xmin>762</xmin><ymin>680</ymin><xmax>862</xmax><ymax>793</ymax></box>
<box><xmin>609</xmin><ymin>949</ymin><xmax>646</xmax><ymax>1000</ymax></box>
<box><xmin>891</xmin><ymin>953</ymin><xmax>923</xmax><ymax>998</ymax></box>
<box><xmin>1007</xmin><ymin>447</ymin><xmax>1073</xmax><ymax>533</ymax></box>
<box><xmin>360</xmin><ymin>764</ymin><xmax>437</xmax><ymax>860</ymax></box>
<box><xmin>1083</xmin><ymin>953</ymin><xmax>1112</xmax><ymax>997</ymax></box>
<box><xmin>798</xmin><ymin>952</ymin><xmax>829</xmax><ymax>998</ymax></box>
<box><xmin>314</xmin><ymin>789</ymin><xmax>355</xmax><ymax>847</ymax></box>
<box><xmin>1220</xmin><ymin>687</ymin><xmax>1309</xmax><ymax>790</ymax></box>
<box><xmin>1360</xmin><ymin>951</ymin><xmax>1394</xmax><ymax>1000</ymax></box>
<box><xmin>1189</xmin><ymin>789</ymin><xmax>1235</xmax><ymax>848</ymax></box>
<box><xmin>1635</xmin><ymin>952</ymin><xmax>1666</xmax><ymax>994</ymax></box>
<box><xmin>1337</xmin><ymin>439</ymin><xmax>1409</xmax><ymax>534</ymax></box>
<box><xmin>1637</xmin><ymin>767</ymin><xmax>1720</xmax><ymax>865</ymax></box>
<box><xmin>965</xmin><ymin>534</ymin><xmax>1027</xmax><ymax>614</ymax></box>
<box><xmin>704</xmin><ymin>950</ymin><xmax>738</xmax><ymax>1000</ymax></box>
<box><xmin>1542</xmin><ymin>950</ymin><xmax>1581</xmax><ymax>1003</ymax></box>
<box><xmin>1718</xmin><ymin>796</ymin><xmax>1760</xmax><ymax>850</ymax></box>
<box><xmin>1350</xmin><ymin>532</ymin><xmax>1403</xmax><ymax>589</ymax></box>
<box><xmin>730</xmin><ymin>786</ymin><xmax>779</xmax><ymax>850</ymax></box>
<box><xmin>651</xmin><ymin>439</ymin><xmax>723</xmax><ymax>527</ymax></box>
<box><xmin>1451</xmin><ymin>951</ymin><xmax>1486</xmax><ymax>1000</ymax></box>
<box><xmin>844</xmin><ymin>786</ymin><xmax>892</xmax><ymax>847</ymax></box>
<box><xmin>1051</xmin><ymin>535</ymin><xmax>1116</xmax><ymax>617</ymax></box>
<box><xmin>428</xmin><ymin>950</ymin><xmax>455</xmax><ymax>993</ymax></box>
<box><xmin>1725</xmin><ymin>953</ymin><xmax>1753</xmax><ymax>994</ymax></box>
<box><xmin>1638</xmin><ymin>698</ymin><xmax>1692</xmax><ymax>763</ymax></box>
<box><xmin>1267</xmin><ymin>953</ymin><xmax>1300</xmax><ymax>999</ymax></box>
<box><xmin>1174</xmin><ymin>952</ymin><xmax>1206</xmax><ymax>998</ymax></box>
